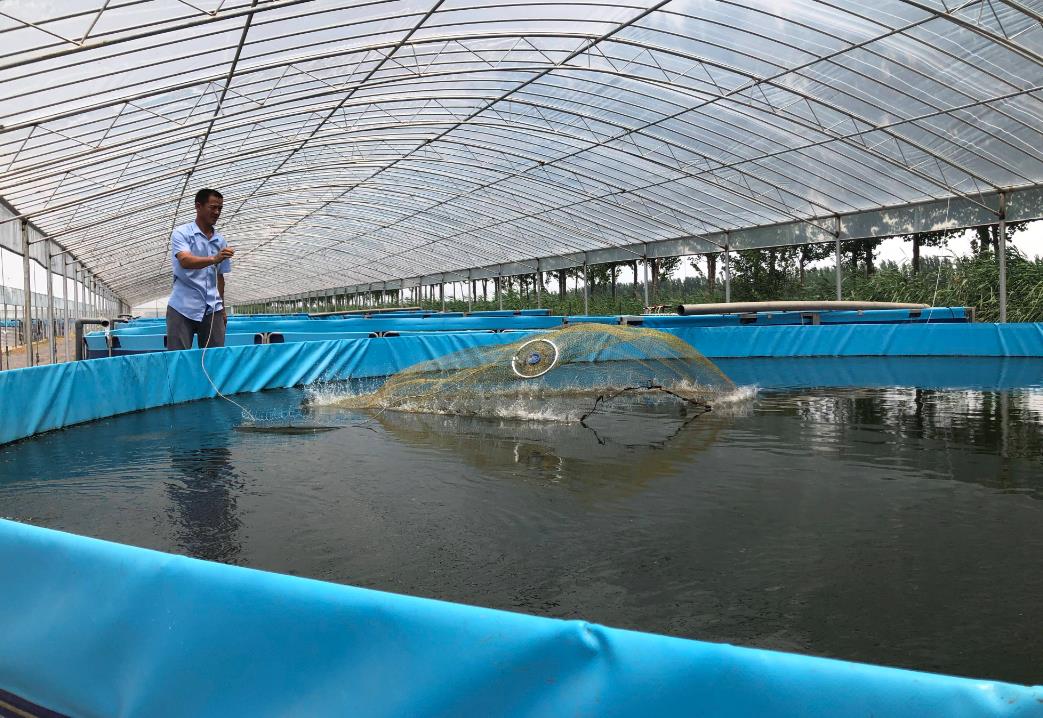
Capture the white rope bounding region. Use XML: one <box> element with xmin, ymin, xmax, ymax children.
<box><xmin>198</xmin><ymin>263</ymin><xmax>258</xmax><ymax>422</ymax></box>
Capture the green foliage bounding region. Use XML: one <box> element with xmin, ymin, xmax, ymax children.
<box><xmin>242</xmin><ymin>235</ymin><xmax>1043</xmax><ymax>323</ymax></box>
<box><xmin>801</xmin><ymin>250</ymin><xmax>1043</xmax><ymax>323</ymax></box>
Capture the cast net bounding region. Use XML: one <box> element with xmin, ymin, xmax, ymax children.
<box><xmin>328</xmin><ymin>324</ymin><xmax>735</xmax><ymax>423</ymax></box>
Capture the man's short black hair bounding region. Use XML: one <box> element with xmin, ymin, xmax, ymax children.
<box><xmin>194</xmin><ymin>188</ymin><xmax>223</xmax><ymax>206</ymax></box>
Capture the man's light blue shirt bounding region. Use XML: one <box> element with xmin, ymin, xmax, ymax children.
<box><xmin>168</xmin><ymin>221</ymin><xmax>231</xmax><ymax>322</ymax></box>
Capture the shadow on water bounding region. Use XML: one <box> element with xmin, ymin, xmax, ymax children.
<box><xmin>167</xmin><ymin>443</ymin><xmax>243</xmax><ymax>564</ymax></box>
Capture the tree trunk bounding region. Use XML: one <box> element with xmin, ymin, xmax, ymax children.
<box><xmin>865</xmin><ymin>242</ymin><xmax>874</xmax><ymax>276</ymax></box>
<box><xmin>707</xmin><ymin>254</ymin><xmax>717</xmax><ymax>294</ymax></box>
<box><xmin>558</xmin><ymin>270</ymin><xmax>566</xmax><ymax>299</ymax></box>
<box><xmin>631</xmin><ymin>261</ymin><xmax>639</xmax><ymax>297</ymax></box>
<box><xmin>610</xmin><ymin>266</ymin><xmax>616</xmax><ymax>298</ymax></box>
<box><xmin>912</xmin><ymin>235</ymin><xmax>920</xmax><ymax>274</ymax></box>
<box><xmin>798</xmin><ymin>248</ymin><xmax>806</xmax><ymax>286</ymax></box>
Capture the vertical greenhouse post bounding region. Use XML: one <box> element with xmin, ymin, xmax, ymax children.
<box><xmin>723</xmin><ymin>235</ymin><xmax>731</xmax><ymax>304</ymax></box>
<box><xmin>582</xmin><ymin>257</ymin><xmax>590</xmax><ymax>315</ymax></box>
<box><xmin>535</xmin><ymin>261</ymin><xmax>541</xmax><ymax>309</ymax></box>
<box><xmin>74</xmin><ymin>266</ymin><xmax>81</xmax><ymax>333</ymax></box>
<box><xmin>20</xmin><ymin>219</ymin><xmax>33</xmax><ymax>367</ymax></box>
<box><xmin>497</xmin><ymin>274</ymin><xmax>502</xmax><ymax>310</ymax></box>
<box><xmin>998</xmin><ymin>191</ymin><xmax>1007</xmax><ymax>324</ymax></box>
<box><xmin>834</xmin><ymin>216</ymin><xmax>842</xmax><ymax>301</ymax></box>
<box><xmin>63</xmin><ymin>256</ymin><xmax>71</xmax><ymax>362</ymax></box>
<box><xmin>642</xmin><ymin>247</ymin><xmax>650</xmax><ymax>309</ymax></box>
<box><xmin>467</xmin><ymin>271</ymin><xmax>472</xmax><ymax>312</ymax></box>
<box><xmin>45</xmin><ymin>239</ymin><xmax>55</xmax><ymax>364</ymax></box>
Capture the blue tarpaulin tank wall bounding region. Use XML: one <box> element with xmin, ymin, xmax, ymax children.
<box><xmin>1</xmin><ymin>323</ymin><xmax>1042</xmax><ymax>717</ymax></box>
<box><xmin>83</xmin><ymin>307</ymin><xmax>977</xmax><ymax>357</ymax></box>
<box><xmin>1</xmin><ymin>518</ymin><xmax>1040</xmax><ymax>718</ymax></box>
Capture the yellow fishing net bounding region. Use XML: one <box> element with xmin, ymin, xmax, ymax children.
<box><xmin>329</xmin><ymin>324</ymin><xmax>735</xmax><ymax>422</ymax></box>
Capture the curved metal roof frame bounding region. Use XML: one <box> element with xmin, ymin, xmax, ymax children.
<box><xmin>2</xmin><ymin>0</ymin><xmax>1043</xmax><ymax>305</ymax></box>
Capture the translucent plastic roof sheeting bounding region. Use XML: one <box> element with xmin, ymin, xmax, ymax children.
<box><xmin>1</xmin><ymin>0</ymin><xmax>1043</xmax><ymax>304</ymax></box>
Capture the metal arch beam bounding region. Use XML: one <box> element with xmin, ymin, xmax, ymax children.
<box><xmin>252</xmin><ymin>184</ymin><xmax>1043</xmax><ymax>304</ymax></box>
<box><xmin>224</xmin><ymin>0</ymin><xmax>677</xmax><ymax>262</ymax></box>
<box><xmin>6</xmin><ymin>72</ymin><xmax>1034</xmax><ymax>231</ymax></box>
<box><xmin>622</xmin><ymin>36</ymin><xmax>1038</xmax><ymax>189</ymax></box>
<box><xmin>0</xmin><ymin>194</ymin><xmax>126</xmax><ymax>307</ymax></box>
<box><xmin>8</xmin><ymin>4</ymin><xmax>1043</xmax><ymax>298</ymax></box>
<box><xmin>6</xmin><ymin>107</ymin><xmax>1001</xmax><ymax>292</ymax></box>
<box><xmin>900</xmin><ymin>0</ymin><xmax>1043</xmax><ymax>69</ymax></box>
<box><xmin>5</xmin><ymin>7</ymin><xmax>1038</xmax><ymax>180</ymax></box>
<box><xmin>256</xmin><ymin>189</ymin><xmax>709</xmax><ymax>297</ymax></box>
<box><xmin>706</xmin><ymin>0</ymin><xmax>1043</xmax><ymax>148</ymax></box>
<box><xmin>2</xmin><ymin>89</ymin><xmax>882</xmax><ymax>219</ymax></box>
<box><xmin>10</xmin><ymin>76</ymin><xmax>1043</xmax><ymax>257</ymax></box>
<box><xmin>168</xmin><ymin>0</ymin><xmax>260</xmax><ymax>237</ymax></box>
<box><xmin>0</xmin><ymin>30</ymin><xmax>597</xmax><ymax>135</ymax></box>
<box><xmin>216</xmin><ymin>0</ymin><xmax>455</xmax><ymax>259</ymax></box>
<box><xmin>5</xmin><ymin>38</ymin><xmax>1035</xmax><ymax>209</ymax></box>
<box><xmin>179</xmin><ymin>6</ymin><xmax>1020</xmax><ymax>275</ymax></box>
<box><xmin>4</xmin><ymin>0</ymin><xmax>1034</xmax><ymax>186</ymax></box>
<box><xmin>0</xmin><ymin>0</ymin><xmax>318</xmax><ymax>73</ymax></box>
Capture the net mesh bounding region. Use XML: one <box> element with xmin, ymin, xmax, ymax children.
<box><xmin>330</xmin><ymin>324</ymin><xmax>735</xmax><ymax>422</ymax></box>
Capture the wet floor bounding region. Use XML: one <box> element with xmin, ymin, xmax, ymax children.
<box><xmin>1</xmin><ymin>369</ymin><xmax>1042</xmax><ymax>684</ymax></box>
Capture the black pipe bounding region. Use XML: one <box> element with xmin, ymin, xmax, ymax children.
<box><xmin>74</xmin><ymin>319</ymin><xmax>109</xmax><ymax>361</ymax></box>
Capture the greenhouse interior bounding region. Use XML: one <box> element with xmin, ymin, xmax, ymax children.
<box><xmin>1</xmin><ymin>1</ymin><xmax>1042</xmax><ymax>716</ymax></box>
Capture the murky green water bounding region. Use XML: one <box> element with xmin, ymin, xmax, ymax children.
<box><xmin>1</xmin><ymin>379</ymin><xmax>1041</xmax><ymax>684</ymax></box>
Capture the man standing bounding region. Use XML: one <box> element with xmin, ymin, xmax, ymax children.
<box><xmin>166</xmin><ymin>188</ymin><xmax>235</xmax><ymax>350</ymax></box>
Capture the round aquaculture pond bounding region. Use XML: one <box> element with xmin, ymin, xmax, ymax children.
<box><xmin>2</xmin><ymin>356</ymin><xmax>1042</xmax><ymax>685</ymax></box>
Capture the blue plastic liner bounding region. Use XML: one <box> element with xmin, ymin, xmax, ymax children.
<box><xmin>0</xmin><ymin>519</ymin><xmax>1038</xmax><ymax>718</ymax></box>
<box><xmin>4</xmin><ymin>326</ymin><xmax>1043</xmax><ymax>716</ymax></box>
<box><xmin>637</xmin><ymin>307</ymin><xmax>969</xmax><ymax>327</ymax></box>
<box><xmin>674</xmin><ymin>322</ymin><xmax>1043</xmax><ymax>358</ymax></box>
<box><xmin>105</xmin><ymin>315</ymin><xmax>564</xmax><ymax>336</ymax></box>
<box><xmin>0</xmin><ymin>334</ymin><xmax>525</xmax><ymax>446</ymax></box>
<box><xmin>12</xmin><ymin>324</ymin><xmax>1043</xmax><ymax>445</ymax></box>
<box><xmin>717</xmin><ymin>356</ymin><xmax>1043</xmax><ymax>389</ymax></box>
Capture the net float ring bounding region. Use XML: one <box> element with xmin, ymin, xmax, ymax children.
<box><xmin>510</xmin><ymin>338</ymin><xmax>559</xmax><ymax>379</ymax></box>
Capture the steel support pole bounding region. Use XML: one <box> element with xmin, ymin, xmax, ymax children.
<box><xmin>998</xmin><ymin>191</ymin><xmax>1007</xmax><ymax>324</ymax></box>
<box><xmin>724</xmin><ymin>238</ymin><xmax>732</xmax><ymax>304</ymax></box>
<box><xmin>63</xmin><ymin>257</ymin><xmax>71</xmax><ymax>362</ymax></box>
<box><xmin>74</xmin><ymin>266</ymin><xmax>81</xmax><ymax>331</ymax></box>
<box><xmin>20</xmin><ymin>220</ymin><xmax>33</xmax><ymax>367</ymax></box>
<box><xmin>535</xmin><ymin>261</ymin><xmax>542</xmax><ymax>309</ymax></box>
<box><xmin>834</xmin><ymin>218</ymin><xmax>842</xmax><ymax>301</ymax></box>
<box><xmin>467</xmin><ymin>271</ymin><xmax>472</xmax><ymax>312</ymax></box>
<box><xmin>642</xmin><ymin>252</ymin><xmax>650</xmax><ymax>309</ymax></box>
<box><xmin>583</xmin><ymin>259</ymin><xmax>590</xmax><ymax>316</ymax></box>
<box><xmin>45</xmin><ymin>239</ymin><xmax>56</xmax><ymax>364</ymax></box>
<box><xmin>1</xmin><ymin>248</ymin><xmax>8</xmax><ymax>371</ymax></box>
<box><xmin>497</xmin><ymin>275</ymin><xmax>503</xmax><ymax>310</ymax></box>
<box><xmin>441</xmin><ymin>276</ymin><xmax>446</xmax><ymax>312</ymax></box>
